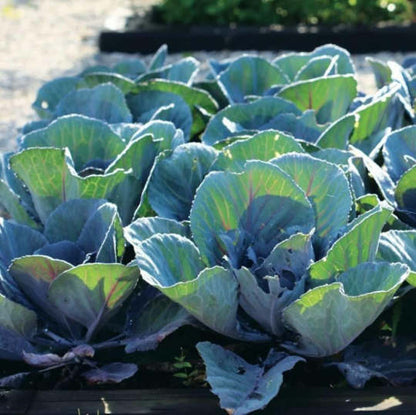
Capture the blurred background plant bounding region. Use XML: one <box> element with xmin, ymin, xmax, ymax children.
<box><xmin>151</xmin><ymin>0</ymin><xmax>415</xmax><ymax>27</ymax></box>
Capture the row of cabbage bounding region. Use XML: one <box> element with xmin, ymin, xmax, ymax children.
<box><xmin>1</xmin><ymin>44</ymin><xmax>416</xmax><ymax>413</ymax></box>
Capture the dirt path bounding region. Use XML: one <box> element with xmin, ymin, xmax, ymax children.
<box><xmin>0</xmin><ymin>0</ymin><xmax>139</xmax><ymax>151</ymax></box>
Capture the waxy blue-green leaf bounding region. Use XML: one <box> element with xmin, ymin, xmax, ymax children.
<box><xmin>0</xmin><ymin>295</ymin><xmax>37</xmax><ymax>360</ymax></box>
<box><xmin>212</xmin><ymin>130</ymin><xmax>304</xmax><ymax>172</ymax></box>
<box><xmin>124</xmin><ymin>217</ymin><xmax>189</xmax><ymax>247</ymax></box>
<box><xmin>49</xmin><ymin>263</ymin><xmax>139</xmax><ymax>337</ymax></box>
<box><xmin>273</xmin><ymin>110</ymin><xmax>326</xmax><ymax>143</ymax></box>
<box><xmin>134</xmin><ymin>79</ymin><xmax>218</xmax><ymax>137</ymax></box>
<box><xmin>190</xmin><ymin>161</ymin><xmax>315</xmax><ymax>267</ymax></box>
<box><xmin>218</xmin><ymin>56</ymin><xmax>289</xmax><ymax>103</ymax></box>
<box><xmin>129</xmin><ymin>120</ymin><xmax>185</xmax><ymax>146</ymax></box>
<box><xmin>355</xmin><ymin>194</ymin><xmax>409</xmax><ymax>231</ymax></box>
<box><xmin>378</xmin><ymin>230</ymin><xmax>416</xmax><ymax>286</ymax></box>
<box><xmin>194</xmin><ymin>79</ymin><xmax>229</xmax><ymax>109</ymax></box>
<box><xmin>147</xmin><ymin>143</ymin><xmax>218</xmax><ymax>220</ymax></box>
<box><xmin>395</xmin><ymin>165</ymin><xmax>416</xmax><ymax>226</ymax></box>
<box><xmin>10</xmin><ymin>148</ymin><xmax>127</xmax><ymax>224</ymax></box>
<box><xmin>389</xmin><ymin>61</ymin><xmax>414</xmax><ymax>120</ymax></box>
<box><xmin>294</xmin><ymin>55</ymin><xmax>337</xmax><ymax>81</ymax></box>
<box><xmin>148</xmin><ymin>44</ymin><xmax>167</xmax><ymax>70</ymax></box>
<box><xmin>283</xmin><ymin>262</ymin><xmax>409</xmax><ymax>357</ymax></box>
<box><xmin>310</xmin><ymin>44</ymin><xmax>355</xmax><ymax>75</ymax></box>
<box><xmin>197</xmin><ymin>342</ymin><xmax>304</xmax><ymax>415</ymax></box>
<box><xmin>42</xmin><ymin>199</ymin><xmax>124</xmax><ymax>263</ymax></box>
<box><xmin>134</xmin><ymin>234</ymin><xmax>205</xmax><ymax>286</ymax></box>
<box><xmin>76</xmin><ymin>202</ymin><xmax>125</xmax><ymax>262</ymax></box>
<box><xmin>0</xmin><ymin>180</ymin><xmax>39</xmax><ymax>229</ymax></box>
<box><xmin>34</xmin><ymin>241</ymin><xmax>85</xmax><ymax>265</ymax></box>
<box><xmin>83</xmin><ymin>72</ymin><xmax>138</xmax><ymax>94</ymax></box>
<box><xmin>202</xmin><ymin>97</ymin><xmax>301</xmax><ymax>146</ymax></box>
<box><xmin>236</xmin><ymin>269</ymin><xmax>305</xmax><ymax>338</ymax></box>
<box><xmin>135</xmin><ymin>79</ymin><xmax>218</xmax><ymax>115</ymax></box>
<box><xmin>383</xmin><ymin>126</ymin><xmax>416</xmax><ymax>182</ymax></box>
<box><xmin>273</xmin><ymin>53</ymin><xmax>310</xmax><ymax>81</ymax></box>
<box><xmin>125</xmin><ymin>289</ymin><xmax>193</xmax><ymax>353</ymax></box>
<box><xmin>20</xmin><ymin>115</ymin><xmax>125</xmax><ymax>171</ymax></box>
<box><xmin>44</xmin><ymin>199</ymin><xmax>108</xmax><ymax>243</ymax></box>
<box><xmin>272</xmin><ymin>153</ymin><xmax>352</xmax><ymax>253</ymax></box>
<box><xmin>312</xmin><ymin>148</ymin><xmax>353</xmax><ymax>166</ymax></box>
<box><xmin>349</xmin><ymin>85</ymin><xmax>399</xmax><ymax>154</ymax></box>
<box><xmin>105</xmin><ymin>134</ymin><xmax>163</xmax><ymax>223</ymax></box>
<box><xmin>9</xmin><ymin>255</ymin><xmax>72</xmax><ymax>323</ymax></box>
<box><xmin>258</xmin><ymin>232</ymin><xmax>315</xmax><ymax>281</ymax></box>
<box><xmin>135</xmin><ymin>234</ymin><xmax>265</xmax><ymax>341</ymax></box>
<box><xmin>0</xmin><ymin>152</ymin><xmax>34</xmax><ymax>214</ymax></box>
<box><xmin>137</xmin><ymin>57</ymin><xmax>199</xmax><ymax>84</ymax></box>
<box><xmin>80</xmin><ymin>65</ymin><xmax>113</xmax><ymax>76</ymax></box>
<box><xmin>21</xmin><ymin>119</ymin><xmax>50</xmax><ymax>135</ymax></box>
<box><xmin>32</xmin><ymin>76</ymin><xmax>83</xmax><ymax>119</ymax></box>
<box><xmin>367</xmin><ymin>57</ymin><xmax>392</xmax><ymax>89</ymax></box>
<box><xmin>309</xmin><ymin>204</ymin><xmax>393</xmax><ymax>285</ymax></box>
<box><xmin>316</xmin><ymin>113</ymin><xmax>358</xmax><ymax>149</ymax></box>
<box><xmin>55</xmin><ymin>83</ymin><xmax>132</xmax><ymax>123</ymax></box>
<box><xmin>127</xmin><ymin>91</ymin><xmax>192</xmax><ymax>139</ymax></box>
<box><xmin>350</xmin><ymin>146</ymin><xmax>396</xmax><ymax>205</ymax></box>
<box><xmin>112</xmin><ymin>58</ymin><xmax>146</xmax><ymax>78</ymax></box>
<box><xmin>0</xmin><ymin>219</ymin><xmax>47</xmax><ymax>267</ymax></box>
<box><xmin>105</xmin><ymin>126</ymin><xmax>183</xmax><ymax>223</ymax></box>
<box><xmin>236</xmin><ymin>233</ymin><xmax>313</xmax><ymax>336</ymax></box>
<box><xmin>278</xmin><ymin>75</ymin><xmax>357</xmax><ymax>124</ymax></box>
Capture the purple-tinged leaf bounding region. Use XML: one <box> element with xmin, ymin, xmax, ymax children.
<box><xmin>83</xmin><ymin>363</ymin><xmax>138</xmax><ymax>384</ymax></box>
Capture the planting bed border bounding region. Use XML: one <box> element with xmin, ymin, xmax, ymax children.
<box><xmin>1</xmin><ymin>387</ymin><xmax>416</xmax><ymax>414</ymax></box>
<box><xmin>99</xmin><ymin>24</ymin><xmax>416</xmax><ymax>54</ymax></box>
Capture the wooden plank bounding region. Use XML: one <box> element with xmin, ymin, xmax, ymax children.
<box><xmin>0</xmin><ymin>390</ymin><xmax>35</xmax><ymax>415</ymax></box>
<box><xmin>270</xmin><ymin>387</ymin><xmax>416</xmax><ymax>414</ymax></box>
<box><xmin>1</xmin><ymin>387</ymin><xmax>415</xmax><ymax>414</ymax></box>
<box><xmin>27</xmin><ymin>389</ymin><xmax>223</xmax><ymax>415</ymax></box>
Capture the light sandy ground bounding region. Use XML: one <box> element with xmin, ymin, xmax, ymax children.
<box><xmin>0</xmin><ymin>0</ymin><xmax>141</xmax><ymax>151</ymax></box>
<box><xmin>0</xmin><ymin>0</ymin><xmax>414</xmax><ymax>153</ymax></box>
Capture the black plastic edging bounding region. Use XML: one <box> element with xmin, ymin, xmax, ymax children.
<box><xmin>99</xmin><ymin>24</ymin><xmax>416</xmax><ymax>54</ymax></box>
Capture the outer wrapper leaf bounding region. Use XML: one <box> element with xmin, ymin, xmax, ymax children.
<box><xmin>202</xmin><ymin>97</ymin><xmax>300</xmax><ymax>146</ymax></box>
<box><xmin>383</xmin><ymin>126</ymin><xmax>416</xmax><ymax>182</ymax></box>
<box><xmin>134</xmin><ymin>234</ymin><xmax>266</xmax><ymax>341</ymax></box>
<box><xmin>283</xmin><ymin>262</ymin><xmax>409</xmax><ymax>357</ymax></box>
<box><xmin>48</xmin><ymin>264</ymin><xmax>139</xmax><ymax>336</ymax></box>
<box><xmin>197</xmin><ymin>342</ymin><xmax>304</xmax><ymax>415</ymax></box>
<box><xmin>212</xmin><ymin>130</ymin><xmax>304</xmax><ymax>172</ymax></box>
<box><xmin>147</xmin><ymin>143</ymin><xmax>218</xmax><ymax>220</ymax></box>
<box><xmin>9</xmin><ymin>255</ymin><xmax>71</xmax><ymax>324</ymax></box>
<box><xmin>278</xmin><ymin>75</ymin><xmax>357</xmax><ymax>124</ymax></box>
<box><xmin>309</xmin><ymin>203</ymin><xmax>392</xmax><ymax>285</ymax></box>
<box><xmin>0</xmin><ymin>295</ymin><xmax>37</xmax><ymax>360</ymax></box>
<box><xmin>20</xmin><ymin>114</ymin><xmax>125</xmax><ymax>172</ymax></box>
<box><xmin>10</xmin><ymin>148</ymin><xmax>127</xmax><ymax>224</ymax></box>
<box><xmin>55</xmin><ymin>83</ymin><xmax>132</xmax><ymax>123</ymax></box>
<box><xmin>218</xmin><ymin>56</ymin><xmax>288</xmax><ymax>103</ymax></box>
<box><xmin>378</xmin><ymin>230</ymin><xmax>416</xmax><ymax>286</ymax></box>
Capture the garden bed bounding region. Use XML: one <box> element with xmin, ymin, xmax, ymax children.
<box><xmin>3</xmin><ymin>43</ymin><xmax>416</xmax><ymax>414</ymax></box>
<box><xmin>100</xmin><ymin>23</ymin><xmax>416</xmax><ymax>54</ymax></box>
<box><xmin>2</xmin><ymin>387</ymin><xmax>415</xmax><ymax>414</ymax></box>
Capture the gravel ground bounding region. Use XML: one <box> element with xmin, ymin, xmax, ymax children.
<box><xmin>1</xmin><ymin>0</ymin><xmax>415</xmax><ymax>153</ymax></box>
